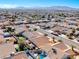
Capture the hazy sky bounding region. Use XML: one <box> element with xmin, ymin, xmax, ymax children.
<box><xmin>0</xmin><ymin>0</ymin><xmax>79</xmax><ymax>8</ymax></box>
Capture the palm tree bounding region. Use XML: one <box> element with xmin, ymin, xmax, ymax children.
<box><xmin>71</xmin><ymin>45</ymin><xmax>76</xmax><ymax>52</ymax></box>
<box><xmin>71</xmin><ymin>45</ymin><xmax>74</xmax><ymax>51</ymax></box>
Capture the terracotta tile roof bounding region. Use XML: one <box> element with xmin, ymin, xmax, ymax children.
<box><xmin>53</xmin><ymin>43</ymin><xmax>68</xmax><ymax>51</ymax></box>
<box><xmin>48</xmin><ymin>48</ymin><xmax>66</xmax><ymax>59</ymax></box>
<box><xmin>0</xmin><ymin>29</ymin><xmax>3</xmax><ymax>34</ymax></box>
<box><xmin>12</xmin><ymin>52</ymin><xmax>28</xmax><ymax>59</ymax></box>
<box><xmin>4</xmin><ymin>52</ymin><xmax>28</xmax><ymax>59</ymax></box>
<box><xmin>0</xmin><ymin>35</ymin><xmax>4</xmax><ymax>44</ymax></box>
<box><xmin>47</xmin><ymin>43</ymin><xmax>74</xmax><ymax>59</ymax></box>
<box><xmin>29</xmin><ymin>31</ymin><xmax>43</xmax><ymax>39</ymax></box>
<box><xmin>31</xmin><ymin>36</ymin><xmax>50</xmax><ymax>48</ymax></box>
<box><xmin>0</xmin><ymin>43</ymin><xmax>16</xmax><ymax>59</ymax></box>
<box><xmin>47</xmin><ymin>43</ymin><xmax>79</xmax><ymax>59</ymax></box>
<box><xmin>30</xmin><ymin>35</ymin><xmax>58</xmax><ymax>51</ymax></box>
<box><xmin>52</xmin><ymin>26</ymin><xmax>66</xmax><ymax>31</ymax></box>
<box><xmin>65</xmin><ymin>49</ymin><xmax>76</xmax><ymax>56</ymax></box>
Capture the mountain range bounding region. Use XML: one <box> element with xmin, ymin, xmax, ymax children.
<box><xmin>14</xmin><ymin>6</ymin><xmax>79</xmax><ymax>11</ymax></box>
<box><xmin>1</xmin><ymin>6</ymin><xmax>79</xmax><ymax>12</ymax></box>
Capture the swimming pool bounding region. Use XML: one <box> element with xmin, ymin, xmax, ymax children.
<box><xmin>40</xmin><ymin>54</ymin><xmax>45</xmax><ymax>59</ymax></box>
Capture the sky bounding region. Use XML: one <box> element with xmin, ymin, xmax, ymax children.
<box><xmin>0</xmin><ymin>0</ymin><xmax>79</xmax><ymax>8</ymax></box>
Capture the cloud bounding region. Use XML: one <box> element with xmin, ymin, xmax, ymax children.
<box><xmin>0</xmin><ymin>4</ymin><xmax>18</xmax><ymax>8</ymax></box>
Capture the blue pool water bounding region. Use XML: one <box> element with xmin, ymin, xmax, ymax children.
<box><xmin>40</xmin><ymin>55</ymin><xmax>45</xmax><ymax>59</ymax></box>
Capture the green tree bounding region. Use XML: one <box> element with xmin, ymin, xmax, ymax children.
<box><xmin>18</xmin><ymin>37</ymin><xmax>25</xmax><ymax>44</ymax></box>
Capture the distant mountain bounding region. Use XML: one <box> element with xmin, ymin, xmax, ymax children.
<box><xmin>1</xmin><ymin>6</ymin><xmax>79</xmax><ymax>12</ymax></box>
<box><xmin>15</xmin><ymin>6</ymin><xmax>79</xmax><ymax>11</ymax></box>
<box><xmin>46</xmin><ymin>6</ymin><xmax>78</xmax><ymax>10</ymax></box>
<box><xmin>30</xmin><ymin>6</ymin><xmax>79</xmax><ymax>11</ymax></box>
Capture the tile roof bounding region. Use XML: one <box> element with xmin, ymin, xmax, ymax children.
<box><xmin>31</xmin><ymin>36</ymin><xmax>50</xmax><ymax>48</ymax></box>
<box><xmin>0</xmin><ymin>43</ymin><xmax>16</xmax><ymax>59</ymax></box>
<box><xmin>53</xmin><ymin>42</ymin><xmax>68</xmax><ymax>51</ymax></box>
<box><xmin>65</xmin><ymin>49</ymin><xmax>77</xmax><ymax>56</ymax></box>
<box><xmin>0</xmin><ymin>35</ymin><xmax>4</xmax><ymax>44</ymax></box>
<box><xmin>30</xmin><ymin>31</ymin><xmax>43</xmax><ymax>39</ymax></box>
<box><xmin>48</xmin><ymin>48</ymin><xmax>66</xmax><ymax>59</ymax></box>
<box><xmin>12</xmin><ymin>52</ymin><xmax>28</xmax><ymax>59</ymax></box>
<box><xmin>4</xmin><ymin>52</ymin><xmax>28</xmax><ymax>59</ymax></box>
